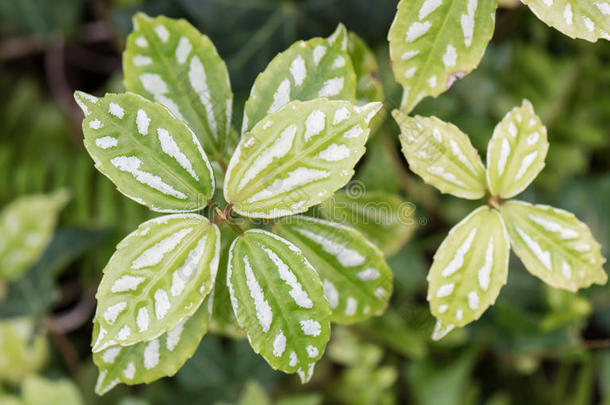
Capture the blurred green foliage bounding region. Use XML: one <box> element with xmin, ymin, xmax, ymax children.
<box><xmin>0</xmin><ymin>0</ymin><xmax>609</xmax><ymax>404</ymax></box>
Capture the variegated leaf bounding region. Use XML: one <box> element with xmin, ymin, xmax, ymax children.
<box><xmin>227</xmin><ymin>229</ymin><xmax>331</xmax><ymax>383</ymax></box>
<box><xmin>0</xmin><ymin>190</ymin><xmax>69</xmax><ymax>281</ymax></box>
<box><xmin>521</xmin><ymin>0</ymin><xmax>610</xmax><ymax>42</ymax></box>
<box><xmin>241</xmin><ymin>24</ymin><xmax>356</xmax><ymax>134</ymax></box>
<box><xmin>347</xmin><ymin>32</ymin><xmax>384</xmax><ymax>105</ymax></box>
<box><xmin>428</xmin><ymin>206</ymin><xmax>510</xmax><ymax>340</ymax></box>
<box><xmin>124</xmin><ymin>13</ymin><xmax>234</xmax><ymax>163</ymax></box>
<box><xmin>319</xmin><ymin>190</ymin><xmax>416</xmax><ymax>256</ymax></box>
<box><xmin>388</xmin><ymin>0</ymin><xmax>498</xmax><ymax>113</ymax></box>
<box><xmin>209</xmin><ymin>225</ymin><xmax>245</xmax><ymax>339</ymax></box>
<box><xmin>92</xmin><ymin>214</ymin><xmax>220</xmax><ymax>352</ymax></box>
<box><xmin>393</xmin><ymin>110</ymin><xmax>487</xmax><ymax>199</ymax></box>
<box><xmin>224</xmin><ymin>99</ymin><xmax>382</xmax><ymax>218</ymax></box>
<box><xmin>274</xmin><ymin>216</ymin><xmax>393</xmax><ymax>324</ymax></box>
<box><xmin>486</xmin><ymin>100</ymin><xmax>548</xmax><ymax>199</ymax></box>
<box><xmin>74</xmin><ymin>91</ymin><xmax>215</xmax><ymax>213</ymax></box>
<box><xmin>93</xmin><ymin>294</ymin><xmax>212</xmax><ymax>395</ymax></box>
<box><xmin>0</xmin><ymin>318</ymin><xmax>48</xmax><ymax>384</ymax></box>
<box><xmin>500</xmin><ymin>200</ymin><xmax>607</xmax><ymax>291</ymax></box>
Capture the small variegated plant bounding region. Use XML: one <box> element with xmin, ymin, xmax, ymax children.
<box><xmin>74</xmin><ymin>14</ymin><xmax>395</xmax><ymax>394</ymax></box>
<box><xmin>393</xmin><ymin>100</ymin><xmax>608</xmax><ymax>340</ymax></box>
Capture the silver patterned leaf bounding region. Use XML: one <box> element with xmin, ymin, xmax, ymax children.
<box><xmin>241</xmin><ymin>24</ymin><xmax>356</xmax><ymax>134</ymax></box>
<box><xmin>224</xmin><ymin>99</ymin><xmax>382</xmax><ymax>218</ymax></box>
<box><xmin>74</xmin><ymin>91</ymin><xmax>215</xmax><ymax>213</ymax></box>
<box><xmin>92</xmin><ymin>214</ymin><xmax>220</xmax><ymax>352</ymax></box>
<box><xmin>227</xmin><ymin>229</ymin><xmax>331</xmax><ymax>383</ymax></box>
<box><xmin>274</xmin><ymin>216</ymin><xmax>393</xmax><ymax>324</ymax></box>
<box><xmin>124</xmin><ymin>13</ymin><xmax>234</xmax><ymax>164</ymax></box>
<box><xmin>500</xmin><ymin>200</ymin><xmax>607</xmax><ymax>291</ymax></box>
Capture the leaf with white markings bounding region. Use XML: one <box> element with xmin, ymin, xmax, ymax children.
<box><xmin>347</xmin><ymin>32</ymin><xmax>384</xmax><ymax>106</ymax></box>
<box><xmin>500</xmin><ymin>200</ymin><xmax>607</xmax><ymax>291</ymax></box>
<box><xmin>319</xmin><ymin>191</ymin><xmax>416</xmax><ymax>256</ymax></box>
<box><xmin>74</xmin><ymin>91</ymin><xmax>215</xmax><ymax>213</ymax></box>
<box><xmin>486</xmin><ymin>100</ymin><xmax>548</xmax><ymax>199</ymax></box>
<box><xmin>124</xmin><ymin>13</ymin><xmax>234</xmax><ymax>163</ymax></box>
<box><xmin>241</xmin><ymin>24</ymin><xmax>356</xmax><ymax>134</ymax></box>
<box><xmin>388</xmin><ymin>0</ymin><xmax>498</xmax><ymax>113</ymax></box>
<box><xmin>224</xmin><ymin>99</ymin><xmax>382</xmax><ymax>218</ymax></box>
<box><xmin>227</xmin><ymin>229</ymin><xmax>331</xmax><ymax>383</ymax></box>
<box><xmin>274</xmin><ymin>216</ymin><xmax>393</xmax><ymax>324</ymax></box>
<box><xmin>393</xmin><ymin>110</ymin><xmax>487</xmax><ymax>199</ymax></box>
<box><xmin>93</xmin><ymin>294</ymin><xmax>212</xmax><ymax>395</ymax></box>
<box><xmin>0</xmin><ymin>190</ymin><xmax>69</xmax><ymax>281</ymax></box>
<box><xmin>428</xmin><ymin>206</ymin><xmax>510</xmax><ymax>340</ymax></box>
<box><xmin>521</xmin><ymin>0</ymin><xmax>610</xmax><ymax>42</ymax></box>
<box><xmin>92</xmin><ymin>214</ymin><xmax>220</xmax><ymax>352</ymax></box>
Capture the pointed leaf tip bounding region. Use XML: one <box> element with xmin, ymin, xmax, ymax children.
<box><xmin>328</xmin><ymin>23</ymin><xmax>348</xmax><ymax>51</ymax></box>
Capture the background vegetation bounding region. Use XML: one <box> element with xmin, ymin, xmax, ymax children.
<box><xmin>1</xmin><ymin>0</ymin><xmax>609</xmax><ymax>403</ymax></box>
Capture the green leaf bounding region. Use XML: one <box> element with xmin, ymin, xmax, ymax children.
<box><xmin>241</xmin><ymin>24</ymin><xmax>356</xmax><ymax>134</ymax></box>
<box><xmin>0</xmin><ymin>190</ymin><xmax>69</xmax><ymax>281</ymax></box>
<box><xmin>500</xmin><ymin>200</ymin><xmax>607</xmax><ymax>291</ymax></box>
<box><xmin>319</xmin><ymin>190</ymin><xmax>416</xmax><ymax>256</ymax></box>
<box><xmin>227</xmin><ymin>229</ymin><xmax>331</xmax><ymax>383</ymax></box>
<box><xmin>486</xmin><ymin>100</ymin><xmax>549</xmax><ymax>199</ymax></box>
<box><xmin>388</xmin><ymin>0</ymin><xmax>498</xmax><ymax>113</ymax></box>
<box><xmin>224</xmin><ymin>99</ymin><xmax>382</xmax><ymax>218</ymax></box>
<box><xmin>0</xmin><ymin>318</ymin><xmax>48</xmax><ymax>383</ymax></box>
<box><xmin>274</xmin><ymin>216</ymin><xmax>393</xmax><ymax>324</ymax></box>
<box><xmin>93</xmin><ymin>294</ymin><xmax>212</xmax><ymax>395</ymax></box>
<box><xmin>521</xmin><ymin>0</ymin><xmax>610</xmax><ymax>42</ymax></box>
<box><xmin>393</xmin><ymin>110</ymin><xmax>487</xmax><ymax>199</ymax></box>
<box><xmin>22</xmin><ymin>376</ymin><xmax>83</xmax><ymax>405</ymax></box>
<box><xmin>347</xmin><ymin>32</ymin><xmax>384</xmax><ymax>105</ymax></box>
<box><xmin>123</xmin><ymin>13</ymin><xmax>234</xmax><ymax>163</ymax></box>
<box><xmin>92</xmin><ymin>214</ymin><xmax>220</xmax><ymax>352</ymax></box>
<box><xmin>428</xmin><ymin>206</ymin><xmax>510</xmax><ymax>340</ymax></box>
<box><xmin>74</xmin><ymin>91</ymin><xmax>215</xmax><ymax>213</ymax></box>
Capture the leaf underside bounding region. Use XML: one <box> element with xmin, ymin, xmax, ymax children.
<box><xmin>428</xmin><ymin>206</ymin><xmax>510</xmax><ymax>340</ymax></box>
<box><xmin>274</xmin><ymin>216</ymin><xmax>393</xmax><ymax>324</ymax></box>
<box><xmin>74</xmin><ymin>91</ymin><xmax>215</xmax><ymax>213</ymax></box>
<box><xmin>500</xmin><ymin>200</ymin><xmax>607</xmax><ymax>291</ymax></box>
<box><xmin>227</xmin><ymin>229</ymin><xmax>331</xmax><ymax>383</ymax></box>
<box><xmin>93</xmin><ymin>294</ymin><xmax>212</xmax><ymax>395</ymax></box>
<box><xmin>224</xmin><ymin>99</ymin><xmax>381</xmax><ymax>218</ymax></box>
<box><xmin>242</xmin><ymin>24</ymin><xmax>356</xmax><ymax>134</ymax></box>
<box><xmin>393</xmin><ymin>110</ymin><xmax>487</xmax><ymax>199</ymax></box>
<box><xmin>123</xmin><ymin>13</ymin><xmax>234</xmax><ymax>163</ymax></box>
<box><xmin>486</xmin><ymin>100</ymin><xmax>548</xmax><ymax>199</ymax></box>
<box><xmin>92</xmin><ymin>214</ymin><xmax>220</xmax><ymax>352</ymax></box>
<box><xmin>521</xmin><ymin>0</ymin><xmax>610</xmax><ymax>42</ymax></box>
<box><xmin>388</xmin><ymin>0</ymin><xmax>498</xmax><ymax>113</ymax></box>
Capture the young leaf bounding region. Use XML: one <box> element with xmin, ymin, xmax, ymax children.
<box><xmin>74</xmin><ymin>91</ymin><xmax>215</xmax><ymax>213</ymax></box>
<box><xmin>123</xmin><ymin>13</ymin><xmax>233</xmax><ymax>163</ymax></box>
<box><xmin>93</xmin><ymin>294</ymin><xmax>212</xmax><ymax>395</ymax></box>
<box><xmin>428</xmin><ymin>206</ymin><xmax>510</xmax><ymax>340</ymax></box>
<box><xmin>347</xmin><ymin>32</ymin><xmax>385</xmax><ymax>105</ymax></box>
<box><xmin>0</xmin><ymin>318</ymin><xmax>48</xmax><ymax>384</ymax></box>
<box><xmin>224</xmin><ymin>99</ymin><xmax>382</xmax><ymax>218</ymax></box>
<box><xmin>521</xmin><ymin>0</ymin><xmax>610</xmax><ymax>42</ymax></box>
<box><xmin>273</xmin><ymin>216</ymin><xmax>393</xmax><ymax>324</ymax></box>
<box><xmin>241</xmin><ymin>24</ymin><xmax>356</xmax><ymax>134</ymax></box>
<box><xmin>0</xmin><ymin>190</ymin><xmax>69</xmax><ymax>281</ymax></box>
<box><xmin>388</xmin><ymin>0</ymin><xmax>498</xmax><ymax>113</ymax></box>
<box><xmin>393</xmin><ymin>110</ymin><xmax>487</xmax><ymax>199</ymax></box>
<box><xmin>92</xmin><ymin>214</ymin><xmax>220</xmax><ymax>352</ymax></box>
<box><xmin>486</xmin><ymin>100</ymin><xmax>549</xmax><ymax>199</ymax></box>
<box><xmin>500</xmin><ymin>200</ymin><xmax>607</xmax><ymax>291</ymax></box>
<box><xmin>319</xmin><ymin>190</ymin><xmax>416</xmax><ymax>256</ymax></box>
<box><xmin>227</xmin><ymin>229</ymin><xmax>331</xmax><ymax>383</ymax></box>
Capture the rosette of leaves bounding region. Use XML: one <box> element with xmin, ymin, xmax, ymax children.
<box><xmin>393</xmin><ymin>100</ymin><xmax>607</xmax><ymax>340</ymax></box>
<box><xmin>74</xmin><ymin>13</ymin><xmax>395</xmax><ymax>394</ymax></box>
